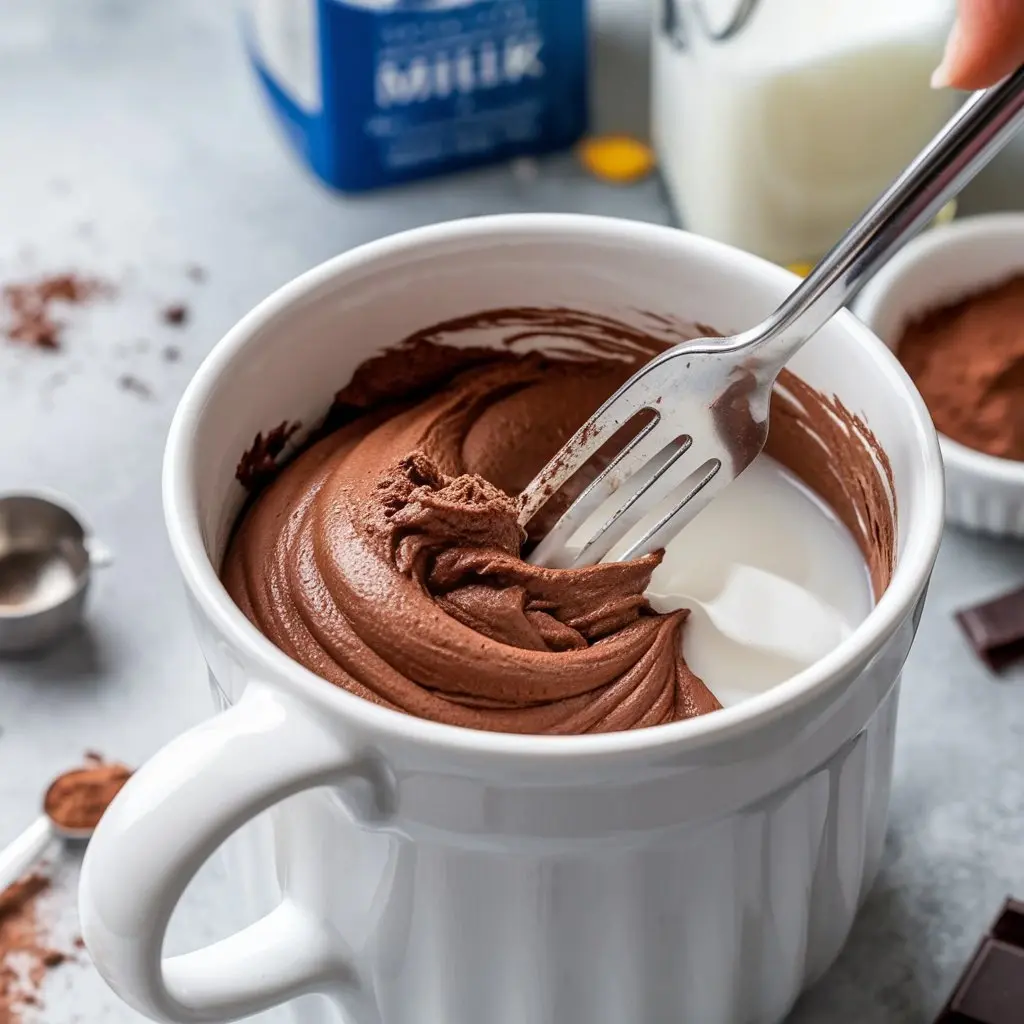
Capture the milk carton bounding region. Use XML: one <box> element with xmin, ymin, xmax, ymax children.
<box><xmin>243</xmin><ymin>0</ymin><xmax>589</xmax><ymax>191</ymax></box>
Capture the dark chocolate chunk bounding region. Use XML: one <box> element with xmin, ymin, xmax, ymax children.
<box><xmin>935</xmin><ymin>898</ymin><xmax>1024</xmax><ymax>1023</ymax></box>
<box><xmin>956</xmin><ymin>586</ymin><xmax>1024</xmax><ymax>670</ymax></box>
<box><xmin>993</xmin><ymin>900</ymin><xmax>1024</xmax><ymax>948</ymax></box>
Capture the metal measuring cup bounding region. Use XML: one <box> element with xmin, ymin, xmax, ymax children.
<box><xmin>0</xmin><ymin>493</ymin><xmax>111</xmax><ymax>654</ymax></box>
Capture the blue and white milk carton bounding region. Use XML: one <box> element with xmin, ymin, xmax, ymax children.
<box><xmin>243</xmin><ymin>0</ymin><xmax>589</xmax><ymax>191</ymax></box>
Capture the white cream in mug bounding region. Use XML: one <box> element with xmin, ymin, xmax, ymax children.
<box><xmin>649</xmin><ymin>455</ymin><xmax>873</xmax><ymax>706</ymax></box>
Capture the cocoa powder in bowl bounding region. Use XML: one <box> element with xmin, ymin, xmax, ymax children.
<box><xmin>896</xmin><ymin>273</ymin><xmax>1024</xmax><ymax>461</ymax></box>
<box><xmin>43</xmin><ymin>761</ymin><xmax>132</xmax><ymax>832</ymax></box>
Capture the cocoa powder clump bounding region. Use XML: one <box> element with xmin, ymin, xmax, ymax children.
<box><xmin>44</xmin><ymin>761</ymin><xmax>132</xmax><ymax>832</ymax></box>
<box><xmin>161</xmin><ymin>302</ymin><xmax>188</xmax><ymax>326</ymax></box>
<box><xmin>897</xmin><ymin>274</ymin><xmax>1024</xmax><ymax>461</ymax></box>
<box><xmin>1</xmin><ymin>273</ymin><xmax>110</xmax><ymax>351</ymax></box>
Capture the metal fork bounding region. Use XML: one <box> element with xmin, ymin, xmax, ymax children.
<box><xmin>521</xmin><ymin>66</ymin><xmax>1024</xmax><ymax>570</ymax></box>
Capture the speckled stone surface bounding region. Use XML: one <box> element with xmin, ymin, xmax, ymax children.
<box><xmin>0</xmin><ymin>2</ymin><xmax>1022</xmax><ymax>1023</ymax></box>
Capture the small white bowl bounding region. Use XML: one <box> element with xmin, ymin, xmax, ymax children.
<box><xmin>856</xmin><ymin>213</ymin><xmax>1024</xmax><ymax>538</ymax></box>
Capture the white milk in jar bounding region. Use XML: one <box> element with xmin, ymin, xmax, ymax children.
<box><xmin>652</xmin><ymin>0</ymin><xmax>957</xmax><ymax>265</ymax></box>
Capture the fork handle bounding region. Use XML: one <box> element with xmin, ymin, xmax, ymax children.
<box><xmin>748</xmin><ymin>66</ymin><xmax>1024</xmax><ymax>369</ymax></box>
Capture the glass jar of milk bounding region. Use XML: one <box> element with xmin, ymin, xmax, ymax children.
<box><xmin>652</xmin><ymin>0</ymin><xmax>957</xmax><ymax>265</ymax></box>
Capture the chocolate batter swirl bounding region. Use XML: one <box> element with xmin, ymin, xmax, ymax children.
<box><xmin>224</xmin><ymin>308</ymin><xmax>895</xmax><ymax>735</ymax></box>
<box><xmin>223</xmin><ymin>326</ymin><xmax>721</xmax><ymax>734</ymax></box>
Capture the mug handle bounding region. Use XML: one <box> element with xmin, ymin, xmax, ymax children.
<box><xmin>79</xmin><ymin>682</ymin><xmax>388</xmax><ymax>1024</ymax></box>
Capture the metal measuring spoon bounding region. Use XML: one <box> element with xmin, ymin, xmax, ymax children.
<box><xmin>0</xmin><ymin>492</ymin><xmax>111</xmax><ymax>654</ymax></box>
<box><xmin>0</xmin><ymin>763</ymin><xmax>132</xmax><ymax>893</ymax></box>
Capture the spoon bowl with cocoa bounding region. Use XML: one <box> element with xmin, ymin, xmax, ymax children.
<box><xmin>0</xmin><ymin>760</ymin><xmax>132</xmax><ymax>893</ymax></box>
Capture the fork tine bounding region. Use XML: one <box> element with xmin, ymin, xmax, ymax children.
<box><xmin>517</xmin><ymin>389</ymin><xmax>652</xmax><ymax>526</ymax></box>
<box><xmin>613</xmin><ymin>458</ymin><xmax>723</xmax><ymax>563</ymax></box>
<box><xmin>564</xmin><ymin>439</ymin><xmax>694</xmax><ymax>567</ymax></box>
<box><xmin>526</xmin><ymin>417</ymin><xmax>673</xmax><ymax>568</ymax></box>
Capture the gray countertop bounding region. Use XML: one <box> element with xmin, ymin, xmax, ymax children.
<box><xmin>1</xmin><ymin>2</ymin><xmax>1022</xmax><ymax>1023</ymax></box>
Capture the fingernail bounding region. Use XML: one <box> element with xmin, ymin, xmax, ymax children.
<box><xmin>931</xmin><ymin>16</ymin><xmax>962</xmax><ymax>88</ymax></box>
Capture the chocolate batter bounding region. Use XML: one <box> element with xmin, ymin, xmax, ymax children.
<box><xmin>224</xmin><ymin>309</ymin><xmax>895</xmax><ymax>735</ymax></box>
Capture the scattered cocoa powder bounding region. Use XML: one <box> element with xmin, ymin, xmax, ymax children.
<box><xmin>185</xmin><ymin>265</ymin><xmax>206</xmax><ymax>283</ymax></box>
<box><xmin>162</xmin><ymin>345</ymin><xmax>181</xmax><ymax>363</ymax></box>
<box><xmin>1</xmin><ymin>274</ymin><xmax>110</xmax><ymax>351</ymax></box>
<box><xmin>161</xmin><ymin>303</ymin><xmax>188</xmax><ymax>326</ymax></box>
<box><xmin>43</xmin><ymin>760</ymin><xmax>132</xmax><ymax>832</ymax></box>
<box><xmin>0</xmin><ymin>875</ymin><xmax>53</xmax><ymax>1024</ymax></box>
<box><xmin>897</xmin><ymin>274</ymin><xmax>1024</xmax><ymax>461</ymax></box>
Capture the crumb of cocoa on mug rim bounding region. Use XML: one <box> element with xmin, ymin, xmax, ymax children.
<box><xmin>236</xmin><ymin>421</ymin><xmax>302</xmax><ymax>492</ymax></box>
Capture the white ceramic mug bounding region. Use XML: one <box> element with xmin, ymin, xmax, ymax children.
<box><xmin>79</xmin><ymin>215</ymin><xmax>944</xmax><ymax>1024</ymax></box>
